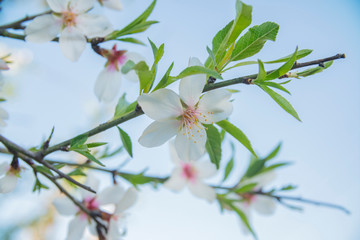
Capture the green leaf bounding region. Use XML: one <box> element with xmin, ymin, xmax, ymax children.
<box><xmin>120</xmin><ymin>170</ymin><xmax>159</xmax><ymax>188</ymax></box>
<box><xmin>114</xmin><ymin>94</ymin><xmax>131</xmax><ymax>118</ymax></box>
<box><xmin>222</xmin><ymin>142</ymin><xmax>235</xmax><ymax>182</ymax></box>
<box><xmin>153</xmin><ymin>62</ymin><xmax>174</xmax><ymax>91</ymax></box>
<box><xmin>32</xmin><ymin>179</ymin><xmax>49</xmax><ymax>193</ymax></box>
<box><xmin>297</xmin><ymin>61</ymin><xmax>333</xmax><ymax>77</ymax></box>
<box><xmin>235</xmin><ymin>182</ymin><xmax>258</xmax><ymax>193</ymax></box>
<box><xmin>70</xmin><ymin>134</ymin><xmax>88</xmax><ymax>148</ymax></box>
<box><xmin>260</xmin><ymin>162</ymin><xmax>292</xmax><ymax>173</ymax></box>
<box><xmin>265</xmin><ymin>49</ymin><xmax>313</xmax><ymax>64</ymax></box>
<box><xmin>216</xmin><ymin>120</ymin><xmax>257</xmax><ymax>157</ymax></box>
<box><xmin>257</xmin><ymin>81</ymin><xmax>291</xmax><ymax>95</ymax></box>
<box><xmin>148</xmin><ymin>38</ymin><xmax>158</xmax><ymax>58</ymax></box>
<box><xmin>134</xmin><ymin>61</ymin><xmax>153</xmax><ymax>93</ymax></box>
<box><xmin>213</xmin><ymin>1</ymin><xmax>253</xmax><ymax>66</ymax></box>
<box><xmin>205</xmin><ymin>125</ymin><xmax>222</xmax><ymax>169</ymax></box>
<box><xmin>68</xmin><ymin>168</ymin><xmax>86</xmax><ymax>177</ymax></box>
<box><xmin>174</xmin><ymin>66</ymin><xmax>223</xmax><ymax>80</ymax></box>
<box><xmin>86</xmin><ymin>142</ymin><xmax>107</xmax><ymax>148</ymax></box>
<box><xmin>116</xmin><ymin>37</ymin><xmax>145</xmax><ymax>45</ymax></box>
<box><xmin>34</xmin><ymin>166</ymin><xmax>53</xmax><ymax>176</ymax></box>
<box><xmin>222</xmin><ymin>60</ymin><xmax>257</xmax><ymax>72</ymax></box>
<box><xmin>117</xmin><ymin>127</ymin><xmax>133</xmax><ymax>158</ymax></box>
<box><xmin>106</xmin><ymin>0</ymin><xmax>157</xmax><ymax>39</ymax></box>
<box><xmin>258</xmin><ymin>85</ymin><xmax>301</xmax><ymax>121</ymax></box>
<box><xmin>231</xmin><ymin>22</ymin><xmax>279</xmax><ymax>62</ymax></box>
<box><xmin>121</xmin><ymin>60</ymin><xmax>136</xmax><ymax>74</ymax></box>
<box><xmin>245</xmin><ymin>159</ymin><xmax>265</xmax><ymax>178</ymax></box>
<box><xmin>228</xmin><ymin>202</ymin><xmax>257</xmax><ymax>238</ymax></box>
<box><xmin>266</xmin><ymin>47</ymin><xmax>298</xmax><ymax>80</ymax></box>
<box><xmin>264</xmin><ymin>143</ymin><xmax>281</xmax><ymax>161</ymax></box>
<box><xmin>255</xmin><ymin>59</ymin><xmax>266</xmax><ymax>81</ymax></box>
<box><xmin>280</xmin><ymin>184</ymin><xmax>297</xmax><ymax>191</ymax></box>
<box><xmin>74</xmin><ymin>150</ymin><xmax>105</xmax><ymax>167</ymax></box>
<box><xmin>206</xmin><ymin>46</ymin><xmax>216</xmax><ymax>66</ymax></box>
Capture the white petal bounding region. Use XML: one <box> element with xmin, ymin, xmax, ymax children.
<box><xmin>187</xmin><ymin>180</ymin><xmax>216</xmax><ymax>202</ymax></box>
<box><xmin>138</xmin><ymin>120</ymin><xmax>179</xmax><ymax>148</ymax></box>
<box><xmin>115</xmin><ymin>187</ymin><xmax>138</xmax><ymax>213</ymax></box>
<box><xmin>179</xmin><ymin>57</ymin><xmax>206</xmax><ymax>107</ymax></box>
<box><xmin>163</xmin><ymin>168</ymin><xmax>186</xmax><ymax>191</ymax></box>
<box><xmin>137</xmin><ymin>89</ymin><xmax>183</xmax><ymax>121</ymax></box>
<box><xmin>0</xmin><ymin>174</ymin><xmax>17</xmax><ymax>193</ymax></box>
<box><xmin>0</xmin><ymin>59</ymin><xmax>9</xmax><ymax>70</ymax></box>
<box><xmin>169</xmin><ymin>141</ymin><xmax>182</xmax><ymax>165</ymax></box>
<box><xmin>198</xmin><ymin>89</ymin><xmax>233</xmax><ymax>123</ymax></box>
<box><xmin>66</xmin><ymin>215</ymin><xmax>87</xmax><ymax>240</ymax></box>
<box><xmin>76</xmin><ymin>14</ymin><xmax>113</xmax><ymax>38</ymax></box>
<box><xmin>47</xmin><ymin>0</ymin><xmax>68</xmax><ymax>12</ymax></box>
<box><xmin>94</xmin><ymin>68</ymin><xmax>121</xmax><ymax>102</ymax></box>
<box><xmin>0</xmin><ymin>162</ymin><xmax>8</xmax><ymax>175</ymax></box>
<box><xmin>70</xmin><ymin>0</ymin><xmax>95</xmax><ymax>13</ymax></box>
<box><xmin>102</xmin><ymin>0</ymin><xmax>122</xmax><ymax>10</ymax></box>
<box><xmin>97</xmin><ymin>184</ymin><xmax>125</xmax><ymax>206</ymax></box>
<box><xmin>59</xmin><ymin>27</ymin><xmax>86</xmax><ymax>61</ymax></box>
<box><xmin>253</xmin><ymin>195</ymin><xmax>277</xmax><ymax>215</ymax></box>
<box><xmin>0</xmin><ymin>107</ymin><xmax>9</xmax><ymax>120</ymax></box>
<box><xmin>107</xmin><ymin>218</ymin><xmax>122</xmax><ymax>240</ymax></box>
<box><xmin>194</xmin><ymin>161</ymin><xmax>217</xmax><ymax>179</ymax></box>
<box><xmin>53</xmin><ymin>197</ymin><xmax>78</xmax><ymax>215</ymax></box>
<box><xmin>80</xmin><ymin>173</ymin><xmax>99</xmax><ymax>199</ymax></box>
<box><xmin>25</xmin><ymin>15</ymin><xmax>61</xmax><ymax>43</ymax></box>
<box><xmin>174</xmin><ymin>126</ymin><xmax>206</xmax><ymax>161</ymax></box>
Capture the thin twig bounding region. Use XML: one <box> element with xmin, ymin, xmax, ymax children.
<box><xmin>0</xmin><ymin>135</ymin><xmax>96</xmax><ymax>193</ymax></box>
<box><xmin>0</xmin><ymin>10</ymin><xmax>52</xmax><ymax>30</ymax></box>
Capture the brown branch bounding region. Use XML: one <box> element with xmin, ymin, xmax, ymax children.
<box><xmin>42</xmin><ymin>54</ymin><xmax>345</xmax><ymax>156</ymax></box>
<box><xmin>0</xmin><ymin>135</ymin><xmax>96</xmax><ymax>193</ymax></box>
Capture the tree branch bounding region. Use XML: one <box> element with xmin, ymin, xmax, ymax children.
<box><xmin>42</xmin><ymin>54</ymin><xmax>345</xmax><ymax>156</ymax></box>
<box><xmin>0</xmin><ymin>10</ymin><xmax>52</xmax><ymax>30</ymax></box>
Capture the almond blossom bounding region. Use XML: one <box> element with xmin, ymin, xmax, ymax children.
<box><xmin>98</xmin><ymin>0</ymin><xmax>122</xmax><ymax>10</ymax></box>
<box><xmin>0</xmin><ymin>59</ymin><xmax>9</xmax><ymax>70</ymax></box>
<box><xmin>53</xmin><ymin>174</ymin><xmax>136</xmax><ymax>240</ymax></box>
<box><xmin>164</xmin><ymin>143</ymin><xmax>217</xmax><ymax>202</ymax></box>
<box><xmin>138</xmin><ymin>57</ymin><xmax>233</xmax><ymax>161</ymax></box>
<box><xmin>0</xmin><ymin>162</ymin><xmax>22</xmax><ymax>193</ymax></box>
<box><xmin>94</xmin><ymin>44</ymin><xmax>144</xmax><ymax>102</ymax></box>
<box><xmin>25</xmin><ymin>0</ymin><xmax>113</xmax><ymax>61</ymax></box>
<box><xmin>229</xmin><ymin>171</ymin><xmax>277</xmax><ymax>234</ymax></box>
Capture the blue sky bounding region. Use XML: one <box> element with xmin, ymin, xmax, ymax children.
<box><xmin>0</xmin><ymin>0</ymin><xmax>359</xmax><ymax>239</ymax></box>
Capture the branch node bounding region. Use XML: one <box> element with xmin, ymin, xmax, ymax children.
<box><xmin>207</xmin><ymin>76</ymin><xmax>216</xmax><ymax>84</ymax></box>
<box><xmin>135</xmin><ymin>104</ymin><xmax>142</xmax><ymax>112</ymax></box>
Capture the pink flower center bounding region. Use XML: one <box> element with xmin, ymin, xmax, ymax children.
<box><xmin>83</xmin><ymin>196</ymin><xmax>99</xmax><ymax>211</ymax></box>
<box><xmin>105</xmin><ymin>45</ymin><xmax>127</xmax><ymax>72</ymax></box>
<box><xmin>181</xmin><ymin>163</ymin><xmax>197</xmax><ymax>182</ymax></box>
<box><xmin>62</xmin><ymin>11</ymin><xmax>77</xmax><ymax>27</ymax></box>
<box><xmin>242</xmin><ymin>193</ymin><xmax>256</xmax><ymax>206</ymax></box>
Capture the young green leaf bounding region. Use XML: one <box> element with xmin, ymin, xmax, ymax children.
<box><xmin>70</xmin><ymin>134</ymin><xmax>88</xmax><ymax>148</ymax></box>
<box><xmin>255</xmin><ymin>59</ymin><xmax>266</xmax><ymax>82</ymax></box>
<box><xmin>74</xmin><ymin>150</ymin><xmax>105</xmax><ymax>167</ymax></box>
<box><xmin>223</xmin><ymin>157</ymin><xmax>234</xmax><ymax>182</ymax></box>
<box><xmin>206</xmin><ymin>46</ymin><xmax>216</xmax><ymax>66</ymax></box>
<box><xmin>257</xmin><ymin>81</ymin><xmax>291</xmax><ymax>95</ymax></box>
<box><xmin>235</xmin><ymin>182</ymin><xmax>258</xmax><ymax>193</ymax></box>
<box><xmin>297</xmin><ymin>61</ymin><xmax>333</xmax><ymax>77</ymax></box>
<box><xmin>230</xmin><ymin>22</ymin><xmax>279</xmax><ymax>62</ymax></box>
<box><xmin>33</xmin><ymin>179</ymin><xmax>49</xmax><ymax>193</ymax></box>
<box><xmin>258</xmin><ymin>85</ymin><xmax>301</xmax><ymax>121</ymax></box>
<box><xmin>34</xmin><ymin>166</ymin><xmax>53</xmax><ymax>176</ymax></box>
<box><xmin>86</xmin><ymin>142</ymin><xmax>107</xmax><ymax>148</ymax></box>
<box><xmin>216</xmin><ymin>120</ymin><xmax>257</xmax><ymax>157</ymax></box>
<box><xmin>264</xmin><ymin>143</ymin><xmax>282</xmax><ymax>161</ymax></box>
<box><xmin>260</xmin><ymin>162</ymin><xmax>292</xmax><ymax>173</ymax></box>
<box><xmin>117</xmin><ymin>127</ymin><xmax>133</xmax><ymax>158</ymax></box>
<box><xmin>134</xmin><ymin>61</ymin><xmax>153</xmax><ymax>93</ymax></box>
<box><xmin>114</xmin><ymin>94</ymin><xmax>130</xmax><ymax>118</ymax></box>
<box><xmin>174</xmin><ymin>65</ymin><xmax>223</xmax><ymax>80</ymax></box>
<box><xmin>266</xmin><ymin>47</ymin><xmax>298</xmax><ymax>80</ymax></box>
<box><xmin>245</xmin><ymin>159</ymin><xmax>265</xmax><ymax>178</ymax></box>
<box><xmin>228</xmin><ymin>202</ymin><xmax>257</xmax><ymax>239</ymax></box>
<box><xmin>68</xmin><ymin>168</ymin><xmax>86</xmax><ymax>177</ymax></box>
<box><xmin>153</xmin><ymin>62</ymin><xmax>174</xmax><ymax>91</ymax></box>
<box><xmin>265</xmin><ymin>49</ymin><xmax>313</xmax><ymax>64</ymax></box>
<box><xmin>116</xmin><ymin>37</ymin><xmax>145</xmax><ymax>46</ymax></box>
<box><xmin>205</xmin><ymin>125</ymin><xmax>222</xmax><ymax>169</ymax></box>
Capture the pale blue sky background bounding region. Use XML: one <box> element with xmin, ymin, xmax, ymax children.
<box><xmin>0</xmin><ymin>0</ymin><xmax>359</xmax><ymax>239</ymax></box>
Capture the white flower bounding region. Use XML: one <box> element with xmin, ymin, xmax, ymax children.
<box><xmin>138</xmin><ymin>57</ymin><xmax>233</xmax><ymax>161</ymax></box>
<box><xmin>53</xmin><ymin>174</ymin><xmax>128</xmax><ymax>240</ymax></box>
<box><xmin>98</xmin><ymin>0</ymin><xmax>122</xmax><ymax>10</ymax></box>
<box><xmin>94</xmin><ymin>44</ymin><xmax>144</xmax><ymax>102</ymax></box>
<box><xmin>0</xmin><ymin>59</ymin><xmax>9</xmax><ymax>70</ymax></box>
<box><xmin>0</xmin><ymin>106</ymin><xmax>9</xmax><ymax>128</ymax></box>
<box><xmin>229</xmin><ymin>171</ymin><xmax>277</xmax><ymax>234</ymax></box>
<box><xmin>25</xmin><ymin>0</ymin><xmax>113</xmax><ymax>61</ymax></box>
<box><xmin>107</xmin><ymin>188</ymin><xmax>138</xmax><ymax>240</ymax></box>
<box><xmin>0</xmin><ymin>162</ymin><xmax>21</xmax><ymax>193</ymax></box>
<box><xmin>164</xmin><ymin>143</ymin><xmax>217</xmax><ymax>202</ymax></box>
